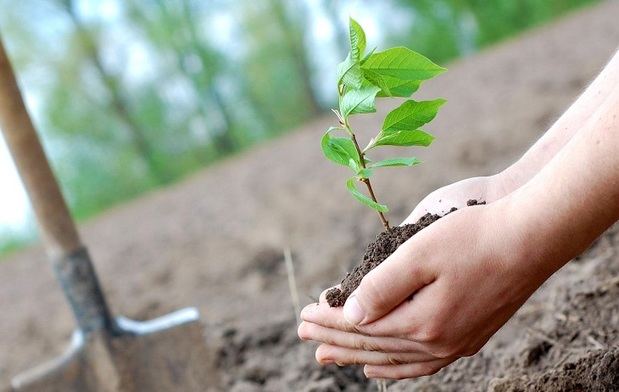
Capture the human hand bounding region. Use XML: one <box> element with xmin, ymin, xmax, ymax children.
<box><xmin>403</xmin><ymin>173</ymin><xmax>514</xmax><ymax>224</ymax></box>
<box><xmin>299</xmin><ymin>198</ymin><xmax>562</xmax><ymax>379</ymax></box>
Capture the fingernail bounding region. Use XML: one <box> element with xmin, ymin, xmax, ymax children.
<box><xmin>300</xmin><ymin>304</ymin><xmax>317</xmax><ymax>319</ymax></box>
<box><xmin>343</xmin><ymin>295</ymin><xmax>365</xmax><ymax>325</ymax></box>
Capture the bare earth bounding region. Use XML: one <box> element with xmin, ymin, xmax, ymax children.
<box><xmin>1</xmin><ymin>2</ymin><xmax>619</xmax><ymax>390</ymax></box>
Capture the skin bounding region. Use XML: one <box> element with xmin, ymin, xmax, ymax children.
<box><xmin>299</xmin><ymin>50</ymin><xmax>619</xmax><ymax>379</ymax></box>
<box><xmin>406</xmin><ymin>48</ymin><xmax>619</xmax><ymax>223</ymax></box>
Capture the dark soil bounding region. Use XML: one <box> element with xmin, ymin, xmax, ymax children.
<box><xmin>213</xmin><ymin>225</ymin><xmax>619</xmax><ymax>391</ymax></box>
<box><xmin>215</xmin><ymin>319</ymin><xmax>371</xmax><ymax>391</ymax></box>
<box><xmin>326</xmin><ymin>200</ymin><xmax>484</xmax><ymax>307</ymax></box>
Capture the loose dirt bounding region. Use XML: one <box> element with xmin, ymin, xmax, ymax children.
<box><xmin>326</xmin><ymin>200</ymin><xmax>484</xmax><ymax>307</ymax></box>
<box><xmin>1</xmin><ymin>2</ymin><xmax>618</xmax><ymax>391</ymax></box>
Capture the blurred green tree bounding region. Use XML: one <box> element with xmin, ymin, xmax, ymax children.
<box><xmin>236</xmin><ymin>0</ymin><xmax>318</xmax><ymax>133</ymax></box>
<box><xmin>267</xmin><ymin>0</ymin><xmax>322</xmax><ymax>115</ymax></box>
<box><xmin>464</xmin><ymin>0</ymin><xmax>599</xmax><ymax>46</ymax></box>
<box><xmin>395</xmin><ymin>0</ymin><xmax>600</xmax><ymax>62</ymax></box>
<box><xmin>58</xmin><ymin>0</ymin><xmax>174</xmax><ymax>184</ymax></box>
<box><xmin>127</xmin><ymin>0</ymin><xmax>240</xmax><ymax>157</ymax></box>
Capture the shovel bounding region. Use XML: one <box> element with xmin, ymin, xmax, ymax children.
<box><xmin>0</xmin><ymin>36</ymin><xmax>217</xmax><ymax>391</ymax></box>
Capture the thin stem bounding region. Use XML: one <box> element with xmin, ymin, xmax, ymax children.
<box><xmin>349</xmin><ymin>128</ymin><xmax>391</xmax><ymax>232</ymax></box>
<box><xmin>338</xmin><ymin>89</ymin><xmax>391</xmax><ymax>232</ymax></box>
<box><xmin>363</xmin><ymin>178</ymin><xmax>391</xmax><ymax>231</ymax></box>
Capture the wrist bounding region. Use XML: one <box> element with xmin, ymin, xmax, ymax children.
<box><xmin>486</xmin><ymin>166</ymin><xmax>526</xmax><ymax>202</ymax></box>
<box><xmin>493</xmin><ymin>192</ymin><xmax>569</xmax><ymax>281</ymax></box>
<box><xmin>499</xmin><ymin>182</ymin><xmax>591</xmax><ymax>281</ymax></box>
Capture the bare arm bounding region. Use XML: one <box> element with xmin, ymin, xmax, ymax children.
<box><xmin>407</xmin><ymin>50</ymin><xmax>619</xmax><ymax>222</ymax></box>
<box><xmin>508</xmin><ymin>80</ymin><xmax>619</xmax><ymax>271</ymax></box>
<box><xmin>501</xmin><ymin>49</ymin><xmax>619</xmax><ymax>191</ymax></box>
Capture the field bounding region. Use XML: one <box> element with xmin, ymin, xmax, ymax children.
<box><xmin>1</xmin><ymin>2</ymin><xmax>618</xmax><ymax>390</ymax></box>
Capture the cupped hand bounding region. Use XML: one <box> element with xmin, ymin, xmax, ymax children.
<box><xmin>403</xmin><ymin>174</ymin><xmax>512</xmax><ymax>224</ymax></box>
<box><xmin>299</xmin><ymin>198</ymin><xmax>557</xmax><ymax>379</ymax></box>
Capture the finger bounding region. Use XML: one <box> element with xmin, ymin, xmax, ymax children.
<box><xmin>298</xmin><ymin>321</ymin><xmax>428</xmax><ymax>353</ymax></box>
<box><xmin>302</xmin><ymin>285</ymin><xmax>441</xmax><ymax>339</ymax></box>
<box><xmin>319</xmin><ymin>285</ymin><xmax>341</xmax><ymax>303</ymax></box>
<box><xmin>315</xmin><ymin>344</ymin><xmax>440</xmax><ymax>366</ymax></box>
<box><xmin>360</xmin><ymin>278</ymin><xmax>448</xmax><ymax>340</ymax></box>
<box><xmin>364</xmin><ymin>358</ymin><xmax>455</xmax><ymax>380</ymax></box>
<box><xmin>300</xmin><ymin>302</ymin><xmax>383</xmax><ymax>336</ymax></box>
<box><xmin>343</xmin><ymin>234</ymin><xmax>438</xmax><ymax>326</ymax></box>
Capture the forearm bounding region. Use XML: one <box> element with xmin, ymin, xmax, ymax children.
<box><xmin>499</xmin><ymin>49</ymin><xmax>619</xmax><ymax>192</ymax></box>
<box><xmin>507</xmin><ymin>85</ymin><xmax>619</xmax><ymax>275</ymax></box>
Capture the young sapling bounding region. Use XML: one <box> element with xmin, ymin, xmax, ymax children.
<box><xmin>322</xmin><ymin>18</ymin><xmax>446</xmax><ymax>233</ymax></box>
<box><xmin>321</xmin><ymin>18</ymin><xmax>451</xmax><ymax>307</ymax></box>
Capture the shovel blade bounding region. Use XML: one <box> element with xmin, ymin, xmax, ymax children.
<box><xmin>11</xmin><ymin>308</ymin><xmax>218</xmax><ymax>392</ymax></box>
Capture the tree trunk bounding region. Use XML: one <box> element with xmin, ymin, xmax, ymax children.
<box><xmin>62</xmin><ymin>0</ymin><xmax>169</xmax><ymax>184</ymax></box>
<box><xmin>180</xmin><ymin>0</ymin><xmax>237</xmax><ymax>155</ymax></box>
<box><xmin>269</xmin><ymin>0</ymin><xmax>322</xmax><ymax>116</ymax></box>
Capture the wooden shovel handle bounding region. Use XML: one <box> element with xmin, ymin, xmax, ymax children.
<box><xmin>0</xmin><ymin>37</ymin><xmax>115</xmax><ymax>333</ymax></box>
<box><xmin>0</xmin><ymin>36</ymin><xmax>82</xmax><ymax>258</ymax></box>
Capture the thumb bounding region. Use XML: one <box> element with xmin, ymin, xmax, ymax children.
<box><xmin>343</xmin><ymin>238</ymin><xmax>436</xmax><ymax>326</ymax></box>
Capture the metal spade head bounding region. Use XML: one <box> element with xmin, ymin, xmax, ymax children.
<box><xmin>11</xmin><ymin>308</ymin><xmax>215</xmax><ymax>392</ymax></box>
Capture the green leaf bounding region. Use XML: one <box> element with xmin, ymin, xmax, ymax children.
<box><xmin>346</xmin><ymin>178</ymin><xmax>389</xmax><ymax>212</ymax></box>
<box><xmin>349</xmin><ymin>18</ymin><xmax>366</xmax><ymax>62</ymax></box>
<box><xmin>376</xmin><ymin>76</ymin><xmax>421</xmax><ymax>97</ymax></box>
<box><xmin>382</xmin><ymin>99</ymin><xmax>446</xmax><ymax>132</ymax></box>
<box><xmin>337</xmin><ymin>54</ymin><xmax>363</xmax><ymax>90</ymax></box>
<box><xmin>362</xmin><ymin>69</ymin><xmax>393</xmax><ymax>96</ymax></box>
<box><xmin>321</xmin><ymin>128</ymin><xmax>361</xmax><ymax>170</ymax></box>
<box><xmin>360</xmin><ymin>47</ymin><xmax>376</xmax><ymax>65</ymax></box>
<box><xmin>361</xmin><ymin>47</ymin><xmax>446</xmax><ymax>81</ymax></box>
<box><xmin>340</xmin><ymin>83</ymin><xmax>381</xmax><ymax>117</ymax></box>
<box><xmin>371</xmin><ymin>129</ymin><xmax>435</xmax><ymax>148</ymax></box>
<box><xmin>367</xmin><ymin>157</ymin><xmax>421</xmax><ymax>168</ymax></box>
<box><xmin>363</xmin><ymin>70</ymin><xmax>421</xmax><ymax>98</ymax></box>
<box><xmin>336</xmin><ymin>17</ymin><xmax>367</xmax><ymax>91</ymax></box>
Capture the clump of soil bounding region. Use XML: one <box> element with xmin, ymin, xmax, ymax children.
<box><xmin>326</xmin><ymin>199</ymin><xmax>485</xmax><ymax>307</ymax></box>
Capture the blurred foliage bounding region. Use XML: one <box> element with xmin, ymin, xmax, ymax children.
<box><xmin>395</xmin><ymin>0</ymin><xmax>601</xmax><ymax>63</ymax></box>
<box><xmin>0</xmin><ymin>0</ymin><xmax>601</xmax><ymax>255</ymax></box>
